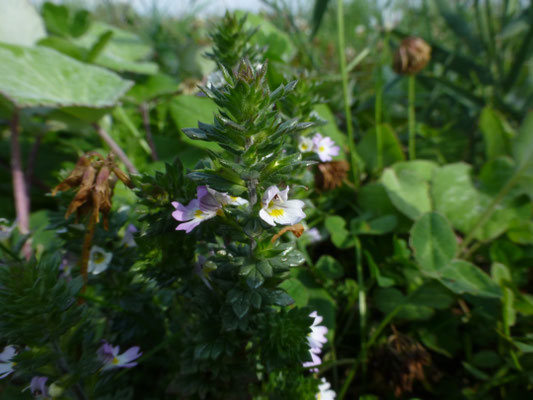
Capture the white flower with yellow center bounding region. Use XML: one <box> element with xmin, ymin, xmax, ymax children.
<box><xmin>312</xmin><ymin>133</ymin><xmax>340</xmax><ymax>162</ymax></box>
<box><xmin>316</xmin><ymin>378</ymin><xmax>336</xmax><ymax>400</ymax></box>
<box><xmin>259</xmin><ymin>186</ymin><xmax>305</xmax><ymax>227</ymax></box>
<box><xmin>298</xmin><ymin>136</ymin><xmax>314</xmax><ymax>153</ymax></box>
<box><xmin>0</xmin><ymin>345</ymin><xmax>16</xmax><ymax>379</ymax></box>
<box><xmin>88</xmin><ymin>246</ymin><xmax>112</xmax><ymax>275</ymax></box>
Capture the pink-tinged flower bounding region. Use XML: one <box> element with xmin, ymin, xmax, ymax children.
<box><xmin>121</xmin><ymin>224</ymin><xmax>138</xmax><ymax>247</ymax></box>
<box><xmin>0</xmin><ymin>345</ymin><xmax>16</xmax><ymax>379</ymax></box>
<box><xmin>316</xmin><ymin>378</ymin><xmax>336</xmax><ymax>400</ymax></box>
<box><xmin>303</xmin><ymin>311</ymin><xmax>328</xmax><ymax>371</ymax></box>
<box><xmin>298</xmin><ymin>136</ymin><xmax>314</xmax><ymax>153</ymax></box>
<box><xmin>97</xmin><ymin>341</ymin><xmax>142</xmax><ymax>371</ymax></box>
<box><xmin>259</xmin><ymin>186</ymin><xmax>305</xmax><ymax>227</ymax></box>
<box><xmin>303</xmin><ymin>349</ymin><xmax>322</xmax><ymax>372</ymax></box>
<box><xmin>312</xmin><ymin>133</ymin><xmax>340</xmax><ymax>162</ymax></box>
<box><xmin>29</xmin><ymin>376</ymin><xmax>49</xmax><ymax>398</ymax></box>
<box><xmin>308</xmin><ymin>311</ymin><xmax>328</xmax><ymax>351</ymax></box>
<box><xmin>204</xmin><ymin>186</ymin><xmax>248</xmax><ymax>207</ymax></box>
<box><xmin>172</xmin><ymin>186</ymin><xmax>221</xmax><ymax>233</ymax></box>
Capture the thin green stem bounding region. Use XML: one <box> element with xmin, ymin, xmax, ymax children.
<box><xmin>408</xmin><ymin>75</ymin><xmax>416</xmax><ymax>160</ymax></box>
<box><xmin>338</xmin><ymin>305</ymin><xmax>403</xmax><ymax>399</ymax></box>
<box><xmin>354</xmin><ymin>237</ymin><xmax>366</xmax><ymax>377</ymax></box>
<box><xmin>337</xmin><ymin>0</ymin><xmax>360</xmax><ymax>186</ymax></box>
<box><xmin>375</xmin><ymin>63</ymin><xmax>383</xmax><ymax>171</ymax></box>
<box><xmin>459</xmin><ymin>172</ymin><xmax>521</xmax><ymax>254</ymax></box>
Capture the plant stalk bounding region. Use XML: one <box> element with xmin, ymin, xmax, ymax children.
<box><xmin>80</xmin><ymin>215</ymin><xmax>96</xmax><ymax>290</ymax></box>
<box><xmin>52</xmin><ymin>341</ymin><xmax>88</xmax><ymax>400</ymax></box>
<box><xmin>459</xmin><ymin>172</ymin><xmax>520</xmax><ymax>255</ymax></box>
<box><xmin>337</xmin><ymin>0</ymin><xmax>360</xmax><ymax>186</ymax></box>
<box><xmin>408</xmin><ymin>75</ymin><xmax>416</xmax><ymax>160</ymax></box>
<box><xmin>140</xmin><ymin>103</ymin><xmax>158</xmax><ymax>161</ymax></box>
<box><xmin>94</xmin><ymin>123</ymin><xmax>139</xmax><ymax>175</ymax></box>
<box><xmin>375</xmin><ymin>63</ymin><xmax>384</xmax><ymax>171</ymax></box>
<box><xmin>355</xmin><ymin>237</ymin><xmax>366</xmax><ymax>375</ymax></box>
<box><xmin>10</xmin><ymin>109</ymin><xmax>32</xmax><ymax>259</ymax></box>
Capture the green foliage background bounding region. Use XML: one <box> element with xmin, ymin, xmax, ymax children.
<box><xmin>1</xmin><ymin>0</ymin><xmax>533</xmax><ymax>399</ymax></box>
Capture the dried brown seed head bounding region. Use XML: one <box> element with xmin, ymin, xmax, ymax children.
<box><xmin>315</xmin><ymin>161</ymin><xmax>349</xmax><ymax>191</ymax></box>
<box><xmin>52</xmin><ymin>152</ymin><xmax>131</xmax><ymax>229</ymax></box>
<box><xmin>393</xmin><ymin>36</ymin><xmax>431</xmax><ymax>75</ymax></box>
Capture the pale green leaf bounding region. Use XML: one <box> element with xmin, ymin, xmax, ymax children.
<box><xmin>0</xmin><ymin>0</ymin><xmax>46</xmax><ymax>46</ymax></box>
<box><xmin>381</xmin><ymin>161</ymin><xmax>435</xmax><ymax>220</ymax></box>
<box><xmin>0</xmin><ymin>43</ymin><xmax>132</xmax><ymax>109</ymax></box>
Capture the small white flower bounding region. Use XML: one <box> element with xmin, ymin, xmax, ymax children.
<box><xmin>0</xmin><ymin>345</ymin><xmax>16</xmax><ymax>379</ymax></box>
<box><xmin>308</xmin><ymin>311</ymin><xmax>328</xmax><ymax>351</ymax></box>
<box><xmin>88</xmin><ymin>246</ymin><xmax>112</xmax><ymax>275</ymax></box>
<box><xmin>313</xmin><ymin>133</ymin><xmax>340</xmax><ymax>162</ymax></box>
<box><xmin>316</xmin><ymin>378</ymin><xmax>336</xmax><ymax>400</ymax></box>
<box><xmin>206</xmin><ymin>187</ymin><xmax>248</xmax><ymax>207</ymax></box>
<box><xmin>259</xmin><ymin>186</ymin><xmax>305</xmax><ymax>227</ymax></box>
<box><xmin>298</xmin><ymin>136</ymin><xmax>314</xmax><ymax>153</ymax></box>
<box><xmin>304</xmin><ymin>227</ymin><xmax>322</xmax><ymax>243</ymax></box>
<box><xmin>97</xmin><ymin>341</ymin><xmax>141</xmax><ymax>371</ymax></box>
<box><xmin>355</xmin><ymin>24</ymin><xmax>366</xmax><ymax>36</ymax></box>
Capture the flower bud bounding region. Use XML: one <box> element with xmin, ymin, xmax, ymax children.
<box><xmin>48</xmin><ymin>382</ymin><xmax>64</xmax><ymax>397</ymax></box>
<box><xmin>393</xmin><ymin>36</ymin><xmax>431</xmax><ymax>75</ymax></box>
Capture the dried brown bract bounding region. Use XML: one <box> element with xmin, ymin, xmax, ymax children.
<box><xmin>393</xmin><ymin>36</ymin><xmax>431</xmax><ymax>75</ymax></box>
<box><xmin>52</xmin><ymin>152</ymin><xmax>131</xmax><ymax>229</ymax></box>
<box><xmin>271</xmin><ymin>224</ymin><xmax>305</xmax><ymax>243</ymax></box>
<box><xmin>315</xmin><ymin>161</ymin><xmax>349</xmax><ymax>191</ymax></box>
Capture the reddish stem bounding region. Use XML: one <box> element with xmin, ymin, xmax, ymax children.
<box><xmin>80</xmin><ymin>215</ymin><xmax>96</xmax><ymax>290</ymax></box>
<box><xmin>10</xmin><ymin>109</ymin><xmax>31</xmax><ymax>259</ymax></box>
<box><xmin>93</xmin><ymin>123</ymin><xmax>139</xmax><ymax>175</ymax></box>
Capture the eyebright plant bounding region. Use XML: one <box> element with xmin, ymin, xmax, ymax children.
<box><xmin>151</xmin><ymin>57</ymin><xmax>333</xmax><ymax>398</ymax></box>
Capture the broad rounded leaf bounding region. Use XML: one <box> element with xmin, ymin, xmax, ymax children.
<box><xmin>381</xmin><ymin>161</ymin><xmax>435</xmax><ymax>220</ymax></box>
<box><xmin>410</xmin><ymin>212</ymin><xmax>457</xmax><ymax>272</ymax></box>
<box><xmin>0</xmin><ymin>43</ymin><xmax>132</xmax><ymax>109</ymax></box>
<box><xmin>0</xmin><ymin>0</ymin><xmax>46</xmax><ymax>46</ymax></box>
<box><xmin>439</xmin><ymin>260</ymin><xmax>501</xmax><ymax>298</ymax></box>
<box><xmin>432</xmin><ymin>162</ymin><xmax>529</xmax><ymax>241</ymax></box>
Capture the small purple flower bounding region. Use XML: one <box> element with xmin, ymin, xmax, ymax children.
<box><xmin>172</xmin><ymin>186</ymin><xmax>247</xmax><ymax>233</ymax></box>
<box><xmin>122</xmin><ymin>224</ymin><xmax>138</xmax><ymax>247</ymax></box>
<box><xmin>0</xmin><ymin>345</ymin><xmax>16</xmax><ymax>379</ymax></box>
<box><xmin>30</xmin><ymin>376</ymin><xmax>49</xmax><ymax>398</ymax></box>
<box><xmin>172</xmin><ymin>186</ymin><xmax>221</xmax><ymax>233</ymax></box>
<box><xmin>312</xmin><ymin>133</ymin><xmax>340</xmax><ymax>162</ymax></box>
<box><xmin>97</xmin><ymin>341</ymin><xmax>142</xmax><ymax>371</ymax></box>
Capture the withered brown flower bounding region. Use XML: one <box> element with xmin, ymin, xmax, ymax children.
<box><xmin>52</xmin><ymin>152</ymin><xmax>131</xmax><ymax>230</ymax></box>
<box><xmin>393</xmin><ymin>36</ymin><xmax>432</xmax><ymax>75</ymax></box>
<box><xmin>370</xmin><ymin>328</ymin><xmax>432</xmax><ymax>397</ymax></box>
<box><xmin>315</xmin><ymin>161</ymin><xmax>349</xmax><ymax>191</ymax></box>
